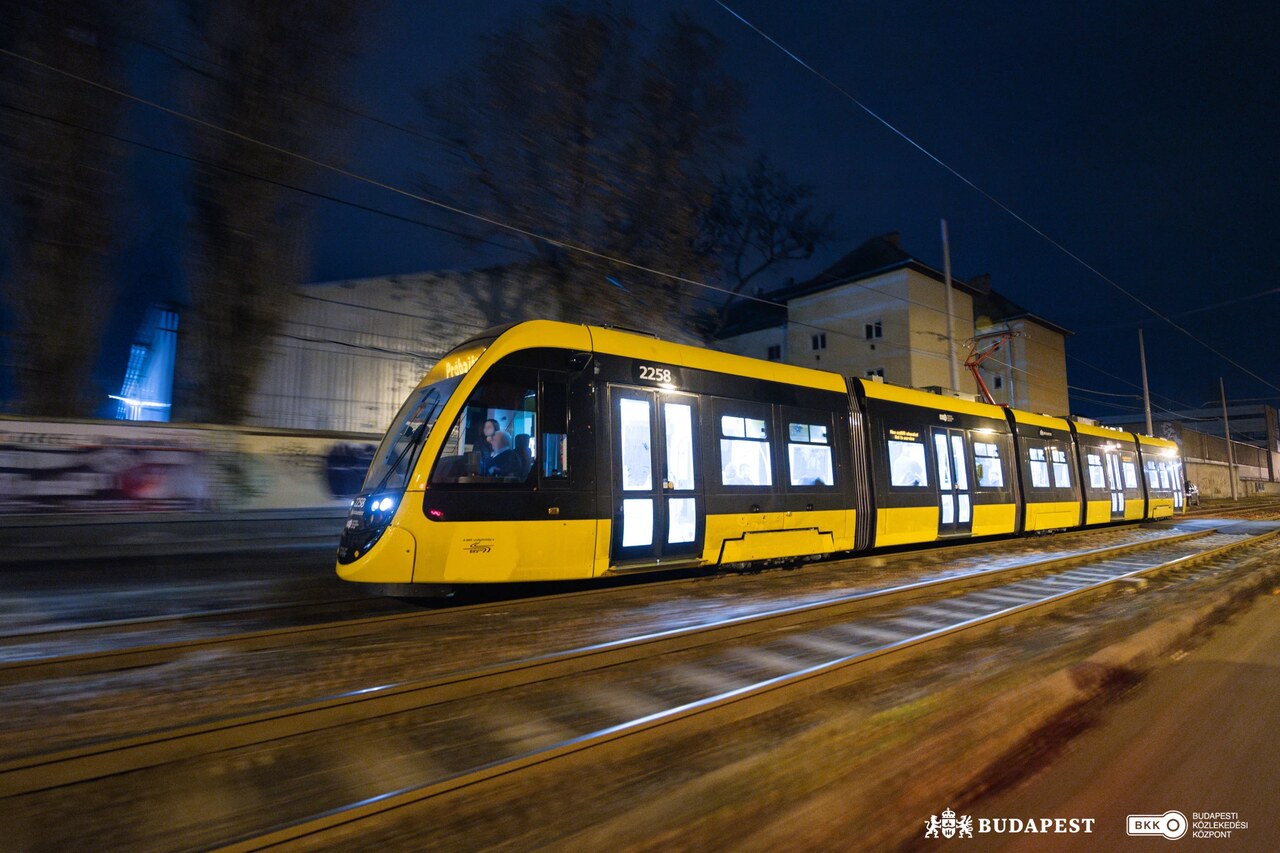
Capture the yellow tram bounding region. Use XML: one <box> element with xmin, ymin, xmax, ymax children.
<box><xmin>337</xmin><ymin>321</ymin><xmax>1183</xmax><ymax>587</ymax></box>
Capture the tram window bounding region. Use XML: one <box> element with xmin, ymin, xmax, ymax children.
<box><xmin>973</xmin><ymin>441</ymin><xmax>1004</xmax><ymax>488</ymax></box>
<box><xmin>787</xmin><ymin>422</ymin><xmax>834</xmax><ymax>486</ymax></box>
<box><xmin>720</xmin><ymin>413</ymin><xmax>772</xmax><ymax>487</ymax></box>
<box><xmin>1086</xmin><ymin>454</ymin><xmax>1106</xmax><ymax>489</ymax></box>
<box><xmin>888</xmin><ymin>439</ymin><xmax>928</xmax><ymax>487</ymax></box>
<box><xmin>1050</xmin><ymin>447</ymin><xmax>1071</xmax><ymax>487</ymax></box>
<box><xmin>539</xmin><ymin>379</ymin><xmax>569</xmax><ymax>481</ymax></box>
<box><xmin>1145</xmin><ymin>460</ymin><xmax>1169</xmax><ymax>491</ymax></box>
<box><xmin>1158</xmin><ymin>462</ymin><xmax>1172</xmax><ymax>490</ymax></box>
<box><xmin>1122</xmin><ymin>461</ymin><xmax>1139</xmax><ymax>489</ymax></box>
<box><xmin>1028</xmin><ymin>447</ymin><xmax>1050</xmax><ymax>488</ymax></box>
<box><xmin>430</xmin><ymin>368</ymin><xmax>537</xmax><ymax>485</ymax></box>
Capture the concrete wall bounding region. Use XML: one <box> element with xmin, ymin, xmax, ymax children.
<box><xmin>0</xmin><ymin>417</ymin><xmax>380</xmax><ymax>515</ymax></box>
<box><xmin>1150</xmin><ymin>419</ymin><xmax>1278</xmax><ymax>498</ymax></box>
<box><xmin>250</xmin><ymin>264</ymin><xmax>567</xmax><ymax>434</ymax></box>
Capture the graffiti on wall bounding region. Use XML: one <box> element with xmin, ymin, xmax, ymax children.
<box><xmin>0</xmin><ymin>422</ymin><xmax>381</xmax><ymax>514</ymax></box>
<box><xmin>0</xmin><ymin>432</ymin><xmax>211</xmax><ymax>513</ymax></box>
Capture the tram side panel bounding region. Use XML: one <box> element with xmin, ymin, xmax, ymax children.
<box><xmin>586</xmin><ymin>346</ymin><xmax>855</xmax><ymax>573</ymax></box>
<box><xmin>1136</xmin><ymin>434</ymin><xmax>1179</xmax><ymax>520</ymax></box>
<box><xmin>853</xmin><ymin>382</ymin><xmax>1018</xmax><ymax>548</ymax></box>
<box><xmin>1069</xmin><ymin>423</ymin><xmax>1144</xmax><ymax>526</ymax></box>
<box><xmin>1007</xmin><ymin>410</ymin><xmax>1084</xmax><ymax>532</ymax></box>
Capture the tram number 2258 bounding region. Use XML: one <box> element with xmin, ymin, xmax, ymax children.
<box><xmin>636</xmin><ymin>364</ymin><xmax>676</xmax><ymax>385</ymax></box>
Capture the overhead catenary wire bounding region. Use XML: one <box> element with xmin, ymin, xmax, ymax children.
<box><xmin>712</xmin><ymin>0</ymin><xmax>1280</xmax><ymax>396</ymax></box>
<box><xmin>0</xmin><ymin>43</ymin><xmax>1043</xmax><ymax>390</ymax></box>
<box><xmin>6</xmin><ymin>35</ymin><xmax>1196</xmax><ymax>411</ymax></box>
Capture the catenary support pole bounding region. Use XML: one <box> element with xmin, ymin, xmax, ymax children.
<box><xmin>1138</xmin><ymin>328</ymin><xmax>1153</xmax><ymax>435</ymax></box>
<box><xmin>1220</xmin><ymin>377</ymin><xmax>1238</xmax><ymax>501</ymax></box>
<box><xmin>942</xmin><ymin>219</ymin><xmax>960</xmax><ymax>392</ymax></box>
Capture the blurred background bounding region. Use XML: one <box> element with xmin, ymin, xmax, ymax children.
<box><xmin>1</xmin><ymin>0</ymin><xmax>1278</xmax><ymax>515</ymax></box>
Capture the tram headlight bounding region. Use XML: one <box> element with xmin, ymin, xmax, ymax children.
<box><xmin>367</xmin><ymin>494</ymin><xmax>398</xmax><ymax>526</ymax></box>
<box><xmin>338</xmin><ymin>491</ymin><xmax>404</xmax><ymax>563</ymax></box>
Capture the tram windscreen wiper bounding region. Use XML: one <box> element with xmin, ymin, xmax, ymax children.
<box><xmin>374</xmin><ymin>390</ymin><xmax>440</xmax><ymax>493</ymax></box>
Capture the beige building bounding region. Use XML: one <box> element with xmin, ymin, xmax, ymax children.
<box><xmin>716</xmin><ymin>233</ymin><xmax>1072</xmax><ymax>414</ymax></box>
<box><xmin>971</xmin><ymin>287</ymin><xmax>1071</xmax><ymax>415</ymax></box>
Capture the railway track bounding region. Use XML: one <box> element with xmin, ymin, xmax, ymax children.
<box><xmin>2</xmin><ymin>522</ymin><xmax>1276</xmax><ymax>850</ymax></box>
<box><xmin>0</xmin><ymin>523</ymin><xmax>1201</xmax><ymax>685</ymax></box>
<box><xmin>0</xmin><ymin>593</ymin><xmax>415</xmax><ymax>667</ymax></box>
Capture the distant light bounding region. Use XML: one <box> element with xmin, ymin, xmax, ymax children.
<box><xmin>108</xmin><ymin>395</ymin><xmax>171</xmax><ymax>409</ymax></box>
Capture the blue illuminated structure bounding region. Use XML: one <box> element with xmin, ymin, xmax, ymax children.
<box><xmin>111</xmin><ymin>304</ymin><xmax>178</xmax><ymax>421</ymax></box>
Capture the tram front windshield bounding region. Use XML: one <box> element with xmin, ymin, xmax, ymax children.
<box><xmin>361</xmin><ymin>377</ymin><xmax>463</xmax><ymax>492</ymax></box>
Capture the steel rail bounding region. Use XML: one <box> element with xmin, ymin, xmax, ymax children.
<box><xmin>0</xmin><ymin>526</ymin><xmax>1226</xmax><ymax>798</ymax></box>
<box><xmin>0</xmin><ymin>594</ymin><xmax>386</xmax><ymax>642</ymax></box>
<box><xmin>217</xmin><ymin>527</ymin><xmax>1279</xmax><ymax>852</ymax></box>
<box><xmin>0</xmin><ymin>522</ymin><xmax>1164</xmax><ymax>683</ymax></box>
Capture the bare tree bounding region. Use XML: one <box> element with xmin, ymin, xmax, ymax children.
<box><xmin>420</xmin><ymin>4</ymin><xmax>743</xmax><ymax>332</ymax></box>
<box><xmin>696</xmin><ymin>153</ymin><xmax>836</xmax><ymax>335</ymax></box>
<box><xmin>0</xmin><ymin>1</ymin><xmax>128</xmax><ymax>416</ymax></box>
<box><xmin>175</xmin><ymin>0</ymin><xmax>365</xmax><ymax>424</ymax></box>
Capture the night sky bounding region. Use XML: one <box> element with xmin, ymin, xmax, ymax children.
<box><xmin>85</xmin><ymin>1</ymin><xmax>1280</xmax><ymax>421</ymax></box>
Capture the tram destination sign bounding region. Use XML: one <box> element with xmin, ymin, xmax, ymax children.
<box><xmin>632</xmin><ymin>361</ymin><xmax>684</xmax><ymax>388</ymax></box>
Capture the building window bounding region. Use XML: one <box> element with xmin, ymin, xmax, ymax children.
<box><xmin>767</xmin><ymin>344</ymin><xmax>781</xmax><ymax>361</ymax></box>
<box><xmin>864</xmin><ymin>320</ymin><xmax>882</xmax><ymax>340</ymax></box>
<box><xmin>993</xmin><ymin>375</ymin><xmax>1003</xmax><ymax>390</ymax></box>
<box><xmin>865</xmin><ymin>368</ymin><xmax>884</xmax><ymax>379</ymax></box>
<box><xmin>811</xmin><ymin>332</ymin><xmax>826</xmax><ymax>350</ymax></box>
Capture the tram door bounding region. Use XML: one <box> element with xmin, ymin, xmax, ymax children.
<box><xmin>1106</xmin><ymin>452</ymin><xmax>1126</xmax><ymax>518</ymax></box>
<box><xmin>932</xmin><ymin>427</ymin><xmax>972</xmax><ymax>536</ymax></box>
<box><xmin>609</xmin><ymin>387</ymin><xmax>705</xmax><ymax>565</ymax></box>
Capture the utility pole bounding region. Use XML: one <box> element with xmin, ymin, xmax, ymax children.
<box><xmin>1220</xmin><ymin>377</ymin><xmax>1238</xmax><ymax>501</ymax></box>
<box><xmin>1138</xmin><ymin>329</ymin><xmax>1153</xmax><ymax>435</ymax></box>
<box><xmin>941</xmin><ymin>219</ymin><xmax>960</xmax><ymax>392</ymax></box>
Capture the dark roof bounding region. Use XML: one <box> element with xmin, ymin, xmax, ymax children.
<box><xmin>972</xmin><ymin>288</ymin><xmax>1073</xmax><ymax>337</ymax></box>
<box><xmin>713</xmin><ymin>232</ymin><xmax>1073</xmax><ymax>340</ymax></box>
<box><xmin>781</xmin><ymin>232</ymin><xmax>990</xmax><ymax>300</ymax></box>
<box><xmin>716</xmin><ymin>294</ymin><xmax>788</xmax><ymax>337</ymax></box>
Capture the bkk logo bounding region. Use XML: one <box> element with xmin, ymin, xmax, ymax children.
<box><xmin>1127</xmin><ymin>811</ymin><xmax>1187</xmax><ymax>840</ymax></box>
<box><xmin>1128</xmin><ymin>810</ymin><xmax>1249</xmax><ymax>840</ymax></box>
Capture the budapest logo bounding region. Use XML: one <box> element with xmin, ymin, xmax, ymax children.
<box><xmin>925</xmin><ymin>808</ymin><xmax>974</xmax><ymax>839</ymax></box>
<box><xmin>1127</xmin><ymin>811</ymin><xmax>1187</xmax><ymax>840</ymax></box>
